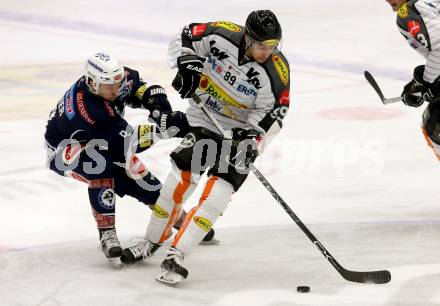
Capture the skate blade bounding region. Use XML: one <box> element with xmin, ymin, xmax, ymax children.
<box><xmin>156</xmin><ymin>270</ymin><xmax>184</xmax><ymax>287</ymax></box>
<box><xmin>107</xmin><ymin>257</ymin><xmax>123</xmax><ymax>269</ymax></box>
<box><xmin>199</xmin><ymin>237</ymin><xmax>220</xmax><ymax>245</ymax></box>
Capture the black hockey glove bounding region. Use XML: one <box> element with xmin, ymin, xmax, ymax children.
<box><xmin>141</xmin><ymin>85</ymin><xmax>172</xmax><ymax>113</ymax></box>
<box><xmin>149</xmin><ymin>110</ymin><xmax>190</xmax><ymax>138</ymax></box>
<box><xmin>401</xmin><ymin>78</ymin><xmax>424</xmax><ymax>107</ymax></box>
<box><xmin>229</xmin><ymin>128</ymin><xmax>261</xmax><ymax>170</ymax></box>
<box><xmin>172</xmin><ymin>54</ymin><xmax>205</xmax><ymax>99</ymax></box>
<box><xmin>412</xmin><ymin>65</ymin><xmax>440</xmax><ymax>104</ymax></box>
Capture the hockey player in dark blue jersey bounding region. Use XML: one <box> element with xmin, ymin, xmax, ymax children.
<box><xmin>44</xmin><ymin>52</ymin><xmax>215</xmax><ymax>267</ymax></box>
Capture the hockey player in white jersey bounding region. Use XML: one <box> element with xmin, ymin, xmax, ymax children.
<box><xmin>121</xmin><ymin>10</ymin><xmax>290</xmax><ymax>285</ymax></box>
<box><xmin>386</xmin><ymin>0</ymin><xmax>440</xmax><ymax>159</ymax></box>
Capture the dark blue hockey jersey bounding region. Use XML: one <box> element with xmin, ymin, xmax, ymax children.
<box><xmin>45</xmin><ymin>67</ymin><xmax>151</xmax><ymax>163</ymax></box>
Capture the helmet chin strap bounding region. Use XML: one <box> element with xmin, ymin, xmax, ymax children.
<box><xmin>244</xmin><ymin>35</ymin><xmax>254</xmax><ymax>60</ymax></box>
<box><xmin>86</xmin><ymin>78</ymin><xmax>100</xmax><ymax>95</ymax></box>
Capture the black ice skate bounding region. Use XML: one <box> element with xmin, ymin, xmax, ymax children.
<box><xmin>156</xmin><ymin>247</ymin><xmax>188</xmax><ymax>286</ymax></box>
<box><xmin>120</xmin><ymin>239</ymin><xmax>161</xmax><ymax>264</ymax></box>
<box><xmin>99</xmin><ymin>228</ymin><xmax>123</xmax><ymax>268</ymax></box>
<box><xmin>199</xmin><ymin>228</ymin><xmax>220</xmax><ymax>245</ymax></box>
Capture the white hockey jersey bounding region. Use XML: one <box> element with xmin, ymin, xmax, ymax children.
<box><xmin>167</xmin><ymin>21</ymin><xmax>290</xmax><ymax>138</ymax></box>
<box><xmin>397</xmin><ymin>0</ymin><xmax>440</xmax><ymax>83</ymax></box>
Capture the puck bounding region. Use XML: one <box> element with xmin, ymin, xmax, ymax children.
<box><xmin>297</xmin><ymin>286</ymin><xmax>310</xmax><ymax>293</ymax></box>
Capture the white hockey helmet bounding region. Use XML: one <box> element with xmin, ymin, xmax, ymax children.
<box><xmin>84</xmin><ymin>52</ymin><xmax>125</xmax><ymax>95</ymax></box>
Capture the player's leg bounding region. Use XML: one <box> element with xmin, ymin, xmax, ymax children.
<box><xmin>174</xmin><ymin>210</ymin><xmax>219</xmax><ymax>245</ymax></box>
<box><xmin>120</xmin><ymin>129</ymin><xmax>208</xmax><ymax>264</ymax></box>
<box><xmin>48</xmin><ymin>143</ymin><xmax>123</xmax><ymax>266</ymax></box>
<box><xmin>120</xmin><ymin>161</ymin><xmax>198</xmax><ymax>264</ymax></box>
<box><xmin>156</xmin><ymin>175</ymin><xmax>234</xmax><ymax>285</ymax></box>
<box><xmin>156</xmin><ymin>141</ymin><xmax>249</xmax><ymax>285</ymax></box>
<box><xmin>114</xmin><ymin>154</ymin><xmax>218</xmax><ymax>250</ymax></box>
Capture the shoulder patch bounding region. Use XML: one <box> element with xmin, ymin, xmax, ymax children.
<box><xmin>191</xmin><ymin>24</ymin><xmax>208</xmax><ymax>37</ymax></box>
<box><xmin>272</xmin><ymin>55</ymin><xmax>289</xmax><ymax>86</ymax></box>
<box><xmin>279</xmin><ymin>89</ymin><xmax>290</xmax><ymax>106</ymax></box>
<box><xmin>398</xmin><ymin>2</ymin><xmax>408</xmax><ymax>18</ymax></box>
<box><xmin>64</xmin><ymin>84</ymin><xmax>76</xmax><ymax>120</ymax></box>
<box><xmin>210</xmin><ymin>21</ymin><xmax>241</xmax><ymax>33</ymax></box>
<box><xmin>407</xmin><ymin>20</ymin><xmax>421</xmax><ymax>37</ymax></box>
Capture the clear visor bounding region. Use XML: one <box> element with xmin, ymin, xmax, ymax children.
<box><xmin>249</xmin><ymin>36</ymin><xmax>282</xmax><ymax>53</ymax></box>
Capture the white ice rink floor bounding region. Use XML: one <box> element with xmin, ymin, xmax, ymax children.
<box><xmin>1</xmin><ymin>1</ymin><xmax>440</xmax><ymax>305</ymax></box>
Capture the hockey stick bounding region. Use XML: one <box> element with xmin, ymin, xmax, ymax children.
<box><xmin>364</xmin><ymin>71</ymin><xmax>401</xmax><ymax>104</ymax></box>
<box><xmin>192</xmin><ymin>94</ymin><xmax>391</xmax><ymax>284</ymax></box>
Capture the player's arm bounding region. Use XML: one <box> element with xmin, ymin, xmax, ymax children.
<box><xmin>401</xmin><ymin>1</ymin><xmax>440</xmax><ymax>106</ymax></box>
<box><xmin>120</xmin><ymin>67</ymin><xmax>190</xmax><ymax>137</ymax></box>
<box><xmin>122</xmin><ymin>67</ymin><xmax>172</xmax><ymax>114</ymax></box>
<box><xmin>168</xmin><ymin>23</ymin><xmax>215</xmax><ymax>98</ymax></box>
<box><xmin>402</xmin><ymin>50</ymin><xmax>440</xmax><ymax>107</ymax></box>
<box><xmin>230</xmin><ymin>61</ymin><xmax>290</xmax><ymax>168</ymax></box>
<box><xmin>405</xmin><ymin>56</ymin><xmax>440</xmax><ymax>105</ymax></box>
<box><xmin>249</xmin><ymin>57</ymin><xmax>291</xmax><ymax>146</ymax></box>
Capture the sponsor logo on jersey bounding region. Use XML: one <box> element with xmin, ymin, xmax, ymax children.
<box><xmin>209</xmin><ymin>41</ymin><xmax>230</xmax><ymax>61</ymax></box>
<box><xmin>398</xmin><ymin>3</ymin><xmax>408</xmax><ymax>18</ymax></box>
<box><xmin>199</xmin><ymin>74</ymin><xmax>247</xmax><ymax>109</ymax></box>
<box><xmin>407</xmin><ymin>20</ymin><xmax>421</xmax><ymax>38</ymax></box>
<box><xmin>76</xmin><ymin>91</ymin><xmax>96</xmax><ymax>125</ymax></box>
<box><xmin>272</xmin><ymin>55</ymin><xmax>289</xmax><ymax>86</ymax></box>
<box><xmin>279</xmin><ymin>89</ymin><xmax>290</xmax><ymax>105</ymax></box>
<box><xmin>191</xmin><ymin>24</ymin><xmax>207</xmax><ymax>37</ymax></box>
<box><xmin>410</xmin><ymin>40</ymin><xmax>419</xmax><ymax>49</ymax></box>
<box><xmin>153</xmin><ymin>204</ymin><xmax>169</xmax><ymax>218</ymax></box>
<box><xmin>62</xmin><ymin>143</ymin><xmax>85</xmax><ymax>165</ymax></box>
<box><xmin>210</xmin><ymin>21</ymin><xmax>241</xmax><ymax>32</ymax></box>
<box><xmin>245</xmin><ymin>67</ymin><xmax>262</xmax><ymax>89</ymax></box>
<box><xmin>193</xmin><ymin>216</ymin><xmax>212</xmax><ymax>232</ymax></box>
<box><xmin>228</xmin><ymin>65</ymin><xmax>241</xmax><ymax>75</ymax></box>
<box><xmin>64</xmin><ymin>85</ymin><xmax>76</xmax><ymax>120</ymax></box>
<box><xmin>138</xmin><ymin>124</ymin><xmax>153</xmax><ymax>148</ymax></box>
<box><xmin>204</xmin><ymin>96</ymin><xmax>241</xmax><ymax>121</ymax></box>
<box><xmin>237</xmin><ymin>84</ymin><xmax>257</xmax><ymax>97</ymax></box>
<box><xmin>207</xmin><ymin>56</ymin><xmax>224</xmax><ymax>74</ymax></box>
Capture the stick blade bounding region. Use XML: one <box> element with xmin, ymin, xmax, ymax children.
<box><xmin>342</xmin><ymin>269</ymin><xmax>391</xmax><ymax>284</ymax></box>
<box><xmin>364</xmin><ymin>71</ymin><xmax>386</xmax><ymax>102</ymax></box>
